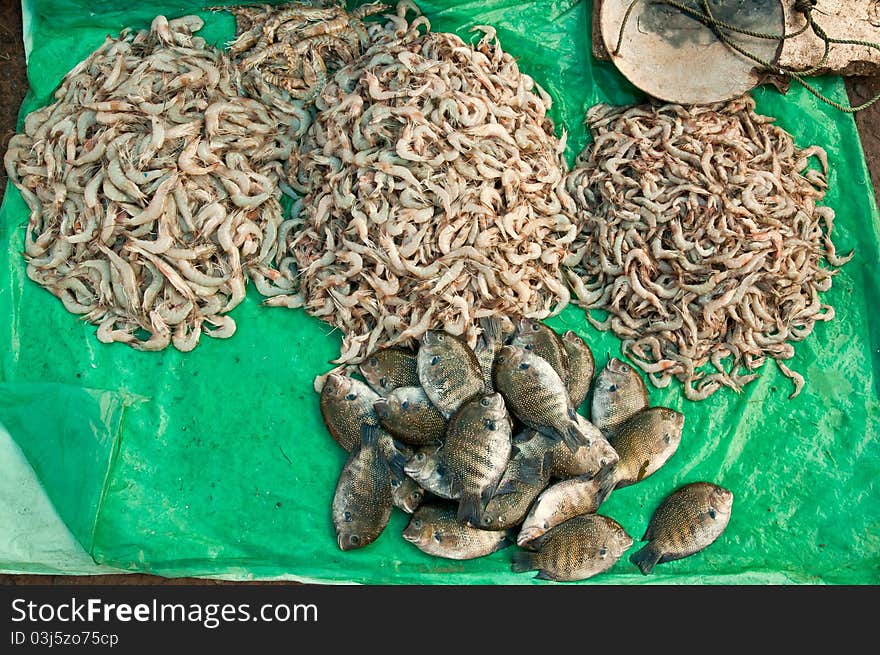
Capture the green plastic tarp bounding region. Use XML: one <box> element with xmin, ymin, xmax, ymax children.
<box><xmin>1</xmin><ymin>0</ymin><xmax>878</xmax><ymax>584</ymax></box>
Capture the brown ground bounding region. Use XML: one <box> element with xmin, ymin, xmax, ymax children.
<box><xmin>0</xmin><ymin>0</ymin><xmax>878</xmax><ymax>585</ymax></box>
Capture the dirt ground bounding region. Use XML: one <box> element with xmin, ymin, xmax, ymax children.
<box><xmin>0</xmin><ymin>0</ymin><xmax>878</xmax><ymax>586</ymax></box>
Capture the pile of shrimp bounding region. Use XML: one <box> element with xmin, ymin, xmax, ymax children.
<box><xmin>564</xmin><ymin>95</ymin><xmax>853</xmax><ymax>401</ymax></box>
<box><xmin>3</xmin><ymin>16</ymin><xmax>299</xmax><ymax>351</ymax></box>
<box><xmin>271</xmin><ymin>1</ymin><xmax>579</xmax><ymax>364</ymax></box>
<box><xmin>222</xmin><ymin>1</ymin><xmax>390</xmax><ymax>110</ymax></box>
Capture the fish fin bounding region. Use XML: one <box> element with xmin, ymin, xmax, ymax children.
<box><xmin>360</xmin><ymin>423</ymin><xmax>380</xmax><ymax>447</ymax></box>
<box><xmin>479</xmin><ymin>316</ymin><xmax>502</xmax><ymax>344</ymax></box>
<box><xmin>597</xmin><ymin>470</ymin><xmax>618</xmax><ymax>506</ymax></box>
<box><xmin>636</xmin><ymin>459</ymin><xmax>650</xmax><ymax>482</ymax></box>
<box><xmin>510</xmin><ymin>550</ymin><xmax>536</xmax><ymax>573</ymax></box>
<box><xmin>457</xmin><ymin>492</ymin><xmax>482</xmax><ymax>526</ymax></box>
<box><xmin>629</xmin><ymin>545</ymin><xmax>661</xmax><ymax>575</ymax></box>
<box><xmin>516</xmin><ymin>453</ymin><xmax>550</xmax><ymax>487</ymax></box>
<box><xmin>561</xmin><ymin>421</ymin><xmax>590</xmax><ymax>453</ymax></box>
<box><xmin>535</xmin><ymin>571</ymin><xmax>557</xmax><ymax>581</ymax></box>
<box><xmin>493</xmin><ymin>479</ymin><xmax>519</xmax><ymax>496</ymax></box>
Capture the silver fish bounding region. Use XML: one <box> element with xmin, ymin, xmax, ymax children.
<box><xmin>403</xmin><ymin>446</ymin><xmax>457</xmax><ymax>500</ymax></box>
<box><xmin>591</xmin><ymin>357</ymin><xmax>649</xmax><ymax>435</ymax></box>
<box><xmin>600</xmin><ymin>406</ymin><xmax>684</xmax><ymax>497</ymax></box>
<box><xmin>403</xmin><ymin>503</ymin><xmax>511</xmax><ymax>560</ymax></box>
<box><xmin>442</xmin><ymin>392</ymin><xmax>513</xmax><ymax>526</ymax></box>
<box><xmin>417</xmin><ymin>329</ymin><xmax>485</xmax><ymax>419</ymax></box>
<box><xmin>494</xmin><ymin>345</ymin><xmax>589</xmax><ymax>452</ymax></box>
<box><xmin>511</xmin><ymin>514</ymin><xmax>633</xmax><ymax>582</ymax></box>
<box><xmin>517</xmin><ymin>476</ymin><xmax>608</xmax><ymax>547</ymax></box>
<box><xmin>630</xmin><ymin>482</ymin><xmax>734</xmax><ymax>575</ymax></box>
<box><xmin>374</xmin><ymin>385</ymin><xmax>447</xmax><ymax>446</ymax></box>
<box><xmin>561</xmin><ymin>330</ymin><xmax>594</xmax><ymax>408</ymax></box>
<box><xmin>331</xmin><ymin>424</ymin><xmax>393</xmax><ymax>551</ymax></box>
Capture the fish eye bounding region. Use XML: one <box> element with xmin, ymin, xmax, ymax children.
<box><xmin>608</xmin><ymin>384</ymin><xmax>617</xmax><ymax>392</ymax></box>
<box><xmin>436</xmin><ymin>465</ymin><xmax>446</xmax><ymax>476</ymax></box>
<box><xmin>350</xmin><ymin>535</ymin><xmax>360</xmax><ymax>545</ymax></box>
<box><xmin>663</xmin><ymin>433</ymin><xmax>671</xmax><ymax>444</ymax></box>
<box><xmin>519</xmin><ymin>362</ymin><xmax>529</xmax><ymax>370</ymax></box>
<box><xmin>482</xmin><ymin>516</ymin><xmax>492</xmax><ymax>526</ymax></box>
<box><xmin>345</xmin><ymin>392</ymin><xmax>357</xmax><ymax>401</ymax></box>
<box><xmin>599</xmin><ymin>546</ymin><xmax>607</xmax><ymax>557</ymax></box>
<box><xmin>391</xmin><ymin>478</ymin><xmax>401</xmax><ymax>488</ymax></box>
<box><xmin>369</xmin><ymin>357</ymin><xmax>378</xmax><ymax>367</ymax></box>
<box><xmin>542</xmin><ymin>521</ymin><xmax>549</xmax><ymax>529</ymax></box>
<box><xmin>497</xmin><ymin>355</ymin><xmax>506</xmax><ymax>364</ymax></box>
<box><xmin>415</xmin><ymin>452</ymin><xmax>425</xmax><ymax>461</ymax></box>
<box><xmin>343</xmin><ymin>511</ymin><xmax>352</xmax><ymax>521</ymax></box>
<box><xmin>413</xmin><ymin>519</ymin><xmax>422</xmax><ymax>529</ymax></box>
<box><xmin>708</xmin><ymin>508</ymin><xmax>717</xmax><ymax>519</ymax></box>
<box><xmin>401</xmin><ymin>399</ymin><xmax>410</xmax><ymax>410</ymax></box>
<box><xmin>484</xmin><ymin>419</ymin><xmax>496</xmax><ymax>431</ymax></box>
<box><xmin>433</xmin><ymin>531</ymin><xmax>442</xmax><ymax>542</ymax></box>
<box><xmin>437</xmin><ymin>333</ymin><xmax>445</xmax><ymax>341</ymax></box>
<box><xmin>430</xmin><ymin>356</ymin><xmax>440</xmax><ymax>366</ymax></box>
<box><xmin>531</xmin><ymin>323</ymin><xmax>540</xmax><ymax>332</ymax></box>
<box><xmin>379</xmin><ymin>376</ymin><xmax>388</xmax><ymax>388</ymax></box>
<box><xmin>524</xmin><ymin>344</ymin><xmax>533</xmax><ymax>350</ymax></box>
<box><xmin>600</xmin><ymin>458</ymin><xmax>607</xmax><ymax>467</ymax></box>
<box><xmin>480</xmin><ymin>397</ymin><xmax>491</xmax><ymax>407</ymax></box>
<box><xmin>412</xmin><ymin>490</ymin><xmax>422</xmax><ymax>501</ymax></box>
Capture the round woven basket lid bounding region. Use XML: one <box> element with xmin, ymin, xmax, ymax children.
<box><xmin>601</xmin><ymin>0</ymin><xmax>785</xmax><ymax>104</ymax></box>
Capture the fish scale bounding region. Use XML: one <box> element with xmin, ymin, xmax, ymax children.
<box><xmin>417</xmin><ymin>330</ymin><xmax>485</xmax><ymax>419</ymax></box>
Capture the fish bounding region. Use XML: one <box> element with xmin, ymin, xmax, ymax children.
<box><xmin>359</xmin><ymin>346</ymin><xmax>420</xmax><ymax>395</ymax></box>
<box><xmin>561</xmin><ymin>330</ymin><xmax>594</xmax><ymax>408</ymax></box>
<box><xmin>403</xmin><ymin>445</ymin><xmax>457</xmax><ymax>500</ymax></box>
<box><xmin>441</xmin><ymin>392</ymin><xmax>513</xmax><ymax>525</ymax></box>
<box><xmin>630</xmin><ymin>481</ymin><xmax>734</xmax><ymax>575</ymax></box>
<box><xmin>517</xmin><ymin>476</ymin><xmax>609</xmax><ymax>547</ymax></box>
<box><xmin>511</xmin><ymin>514</ymin><xmax>633</xmax><ymax>581</ymax></box>
<box><xmin>374</xmin><ymin>386</ymin><xmax>448</xmax><ymax>446</ymax></box>
<box><xmin>590</xmin><ymin>357</ymin><xmax>650</xmax><ymax>436</ymax></box>
<box><xmin>493</xmin><ymin>345</ymin><xmax>589</xmax><ymax>453</ymax></box>
<box><xmin>402</xmin><ymin>503</ymin><xmax>512</xmax><ymax>560</ymax></box>
<box><xmin>474</xmin><ymin>316</ymin><xmax>506</xmax><ymax>392</ymax></box>
<box><xmin>477</xmin><ymin>438</ymin><xmax>553</xmax><ymax>530</ymax></box>
<box><xmin>390</xmin><ymin>466</ymin><xmax>425</xmax><ymax>514</ymax></box>
<box><xmin>546</xmin><ymin>415</ymin><xmax>618</xmax><ymax>479</ymax></box>
<box><xmin>331</xmin><ymin>424</ymin><xmax>394</xmax><ymax>551</ymax></box>
<box><xmin>600</xmin><ymin>407</ymin><xmax>684</xmax><ymax>497</ymax></box>
<box><xmin>417</xmin><ymin>329</ymin><xmax>485</xmax><ymax>419</ymax></box>
<box><xmin>510</xmin><ymin>317</ymin><xmax>570</xmax><ymax>384</ymax></box>
<box><xmin>319</xmin><ymin>372</ymin><xmax>409</xmax><ymax>474</ymax></box>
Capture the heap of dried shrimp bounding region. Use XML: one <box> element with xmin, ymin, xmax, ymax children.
<box><xmin>4</xmin><ymin>16</ymin><xmax>296</xmax><ymax>351</ymax></box>
<box><xmin>564</xmin><ymin>95</ymin><xmax>853</xmax><ymax>400</ymax></box>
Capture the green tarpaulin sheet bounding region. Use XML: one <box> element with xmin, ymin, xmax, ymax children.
<box><xmin>1</xmin><ymin>0</ymin><xmax>878</xmax><ymax>584</ymax></box>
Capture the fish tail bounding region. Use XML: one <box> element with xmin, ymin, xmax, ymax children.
<box><xmin>561</xmin><ymin>420</ymin><xmax>589</xmax><ymax>453</ymax></box>
<box><xmin>457</xmin><ymin>492</ymin><xmax>482</xmax><ymax>527</ymax></box>
<box><xmin>511</xmin><ymin>550</ymin><xmax>536</xmax><ymax>574</ymax></box>
<box><xmin>630</xmin><ymin>544</ymin><xmax>661</xmax><ymax>575</ymax></box>
<box><xmin>383</xmin><ymin>445</ymin><xmax>409</xmax><ymax>480</ymax></box>
<box><xmin>480</xmin><ymin>316</ymin><xmax>502</xmax><ymax>343</ymax></box>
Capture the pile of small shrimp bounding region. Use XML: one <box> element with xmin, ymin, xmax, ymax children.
<box><xmin>3</xmin><ymin>16</ymin><xmax>298</xmax><ymax>351</ymax></box>
<box><xmin>272</xmin><ymin>1</ymin><xmax>579</xmax><ymax>364</ymax></box>
<box><xmin>223</xmin><ymin>0</ymin><xmax>390</xmax><ymax>110</ymax></box>
<box><xmin>564</xmin><ymin>95</ymin><xmax>853</xmax><ymax>400</ymax></box>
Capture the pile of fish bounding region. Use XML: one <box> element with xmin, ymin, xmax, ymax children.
<box><xmin>3</xmin><ymin>16</ymin><xmax>297</xmax><ymax>351</ymax></box>
<box><xmin>223</xmin><ymin>0</ymin><xmax>389</xmax><ymax>110</ymax></box>
<box><xmin>321</xmin><ymin>317</ymin><xmax>733</xmax><ymax>581</ymax></box>
<box><xmin>273</xmin><ymin>1</ymin><xmax>579</xmax><ymax>364</ymax></box>
<box><xmin>564</xmin><ymin>95</ymin><xmax>853</xmax><ymax>400</ymax></box>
